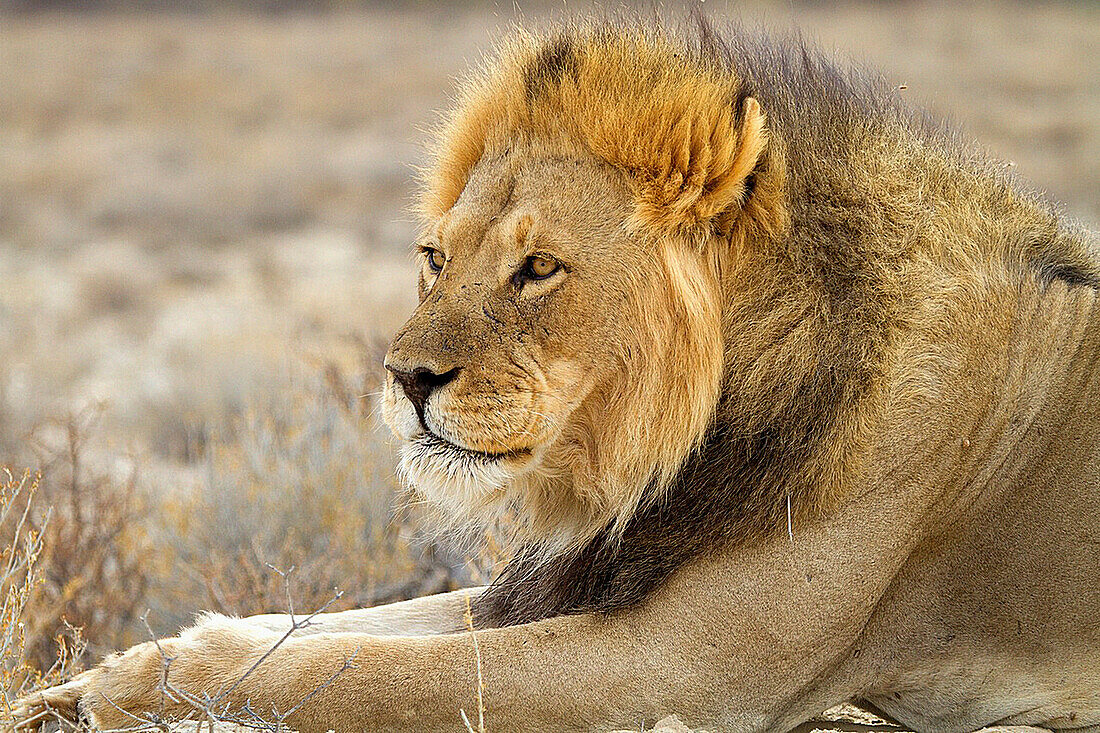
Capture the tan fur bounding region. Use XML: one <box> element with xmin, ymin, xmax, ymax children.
<box><xmin>8</xmin><ymin>19</ymin><xmax>1099</xmax><ymax>733</ymax></box>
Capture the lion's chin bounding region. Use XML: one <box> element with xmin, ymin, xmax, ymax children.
<box><xmin>397</xmin><ymin>432</ymin><xmax>534</xmax><ymax>518</ymax></box>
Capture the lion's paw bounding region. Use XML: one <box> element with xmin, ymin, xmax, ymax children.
<box><xmin>84</xmin><ymin>617</ymin><xmax>278</xmax><ymax>730</ymax></box>
<box><xmin>77</xmin><ymin>638</ymin><xmax>183</xmax><ymax>731</ymax></box>
<box><xmin>8</xmin><ymin>615</ymin><xmax>279</xmax><ymax>733</ymax></box>
<box><xmin>4</xmin><ymin>673</ymin><xmax>92</xmax><ymax>732</ymax></box>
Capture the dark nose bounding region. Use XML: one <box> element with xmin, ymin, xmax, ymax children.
<box><xmin>388</xmin><ymin>366</ymin><xmax>460</xmax><ymax>420</ymax></box>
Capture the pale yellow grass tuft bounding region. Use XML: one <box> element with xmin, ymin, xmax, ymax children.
<box><xmin>460</xmin><ymin>594</ymin><xmax>487</xmax><ymax>733</ymax></box>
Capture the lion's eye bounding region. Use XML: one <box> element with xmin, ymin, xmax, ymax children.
<box><xmin>522</xmin><ymin>255</ymin><xmax>560</xmax><ymax>281</ymax></box>
<box><xmin>424</xmin><ymin>248</ymin><xmax>446</xmax><ymax>273</ymax></box>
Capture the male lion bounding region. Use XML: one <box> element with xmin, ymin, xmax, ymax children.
<box><xmin>10</xmin><ymin>17</ymin><xmax>1100</xmax><ymax>733</ymax></box>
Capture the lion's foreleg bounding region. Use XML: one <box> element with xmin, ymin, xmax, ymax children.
<box><xmin>56</xmin><ymin>479</ymin><xmax>936</xmax><ymax>733</ymax></box>
<box><xmin>237</xmin><ymin>484</ymin><xmax>933</xmax><ymax>732</ymax></box>
<box><xmin>141</xmin><ymin>558</ymin><xmax>877</xmax><ymax>733</ymax></box>
<box><xmin>244</xmin><ymin>586</ymin><xmax>487</xmax><ymax>637</ymax></box>
<box><xmin>82</xmin><ymin>494</ymin><xmax>923</xmax><ymax>733</ymax></box>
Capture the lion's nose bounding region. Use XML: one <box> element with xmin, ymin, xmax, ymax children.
<box><xmin>387</xmin><ymin>365</ymin><xmax>460</xmax><ymax>419</ymax></box>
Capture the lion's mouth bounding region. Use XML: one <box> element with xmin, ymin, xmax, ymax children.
<box><xmin>414</xmin><ymin>431</ymin><xmax>532</xmax><ymax>465</ymax></box>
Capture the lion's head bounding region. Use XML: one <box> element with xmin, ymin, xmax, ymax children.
<box><xmin>381</xmin><ymin>25</ymin><xmax>786</xmax><ymax>546</ymax></box>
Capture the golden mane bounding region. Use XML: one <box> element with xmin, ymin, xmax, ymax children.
<box><xmin>421</xmin><ymin>25</ymin><xmax>781</xmax><ymax>240</ymax></box>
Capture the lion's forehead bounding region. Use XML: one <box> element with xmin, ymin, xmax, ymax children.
<box><xmin>438</xmin><ymin>153</ymin><xmax>635</xmax><ymax>259</ymax></box>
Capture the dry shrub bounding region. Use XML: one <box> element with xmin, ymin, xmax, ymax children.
<box><xmin>152</xmin><ymin>352</ymin><xmax>474</xmax><ymax>628</ymax></box>
<box><xmin>21</xmin><ymin>406</ymin><xmax>154</xmax><ymax>669</ymax></box>
<box><xmin>0</xmin><ymin>468</ymin><xmax>84</xmax><ymax>715</ymax></box>
<box><xmin>0</xmin><ymin>348</ymin><xmax>498</xmax><ymax>723</ymax></box>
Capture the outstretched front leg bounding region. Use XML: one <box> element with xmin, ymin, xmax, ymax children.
<box><xmin>4</xmin><ymin>588</ymin><xmax>485</xmax><ymax>731</ymax></box>
<box><xmin>245</xmin><ymin>586</ymin><xmax>487</xmax><ymax>637</ymax></box>
<box><xmin>21</xmin><ymin>484</ymin><xmax>927</xmax><ymax>733</ymax></box>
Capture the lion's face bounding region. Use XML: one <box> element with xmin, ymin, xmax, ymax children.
<box><xmin>382</xmin><ymin>150</ymin><xmax>726</xmax><ymax>539</ymax></box>
<box><xmin>380</xmin><ymin>27</ymin><xmax>777</xmax><ymax>541</ymax></box>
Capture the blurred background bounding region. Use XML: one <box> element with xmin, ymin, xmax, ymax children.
<box><xmin>0</xmin><ymin>0</ymin><xmax>1097</xmax><ymax>682</ymax></box>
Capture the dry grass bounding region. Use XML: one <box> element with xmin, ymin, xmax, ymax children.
<box><xmin>0</xmin><ymin>468</ymin><xmax>84</xmax><ymax>717</ymax></box>
<box><xmin>149</xmin><ymin>355</ymin><xmax>476</xmax><ymax>633</ymax></box>
<box><xmin>459</xmin><ymin>595</ymin><xmax>486</xmax><ymax>733</ymax></box>
<box><xmin>20</xmin><ymin>407</ymin><xmax>153</xmax><ymax>669</ymax></box>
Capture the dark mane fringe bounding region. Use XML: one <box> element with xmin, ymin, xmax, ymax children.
<box><xmin>699</xmin><ymin>15</ymin><xmax>1099</xmax><ymax>289</ymax></box>
<box><xmin>474</xmin><ymin>15</ymin><xmax>1099</xmax><ymax>628</ymax></box>
<box><xmin>477</xmin><ymin>381</ymin><xmax>850</xmax><ymax>626</ymax></box>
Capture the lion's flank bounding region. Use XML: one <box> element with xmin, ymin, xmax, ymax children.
<box><xmin>448</xmin><ymin>16</ymin><xmax>1100</xmax><ymax>627</ymax></box>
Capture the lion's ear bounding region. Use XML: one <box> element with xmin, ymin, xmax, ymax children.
<box><xmin>633</xmin><ymin>96</ymin><xmax>768</xmax><ymax>237</ymax></box>
<box><xmin>707</xmin><ymin>97</ymin><xmax>767</xmax><ymax>232</ymax></box>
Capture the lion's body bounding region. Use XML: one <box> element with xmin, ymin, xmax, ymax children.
<box><xmin>846</xmin><ymin>277</ymin><xmax>1100</xmax><ymax>731</ymax></box>
<box><xmin>10</xmin><ymin>17</ymin><xmax>1099</xmax><ymax>733</ymax></box>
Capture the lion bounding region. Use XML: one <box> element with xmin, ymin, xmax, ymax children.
<box><xmin>9</xmin><ymin>16</ymin><xmax>1100</xmax><ymax>733</ymax></box>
